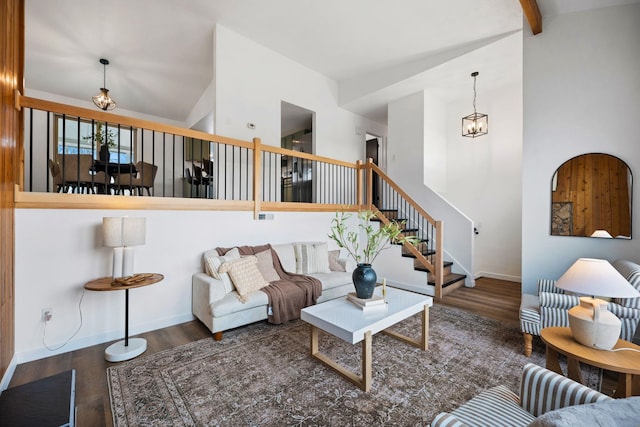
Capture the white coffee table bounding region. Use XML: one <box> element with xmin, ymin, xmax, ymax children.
<box><xmin>300</xmin><ymin>286</ymin><xmax>433</xmax><ymax>392</ymax></box>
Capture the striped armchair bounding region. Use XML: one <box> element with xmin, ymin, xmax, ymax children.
<box><xmin>431</xmin><ymin>363</ymin><xmax>611</xmax><ymax>427</ymax></box>
<box><xmin>519</xmin><ymin>259</ymin><xmax>640</xmax><ymax>357</ymax></box>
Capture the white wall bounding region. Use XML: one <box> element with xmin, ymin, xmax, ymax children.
<box><xmin>444</xmin><ymin>81</ymin><xmax>522</xmax><ymax>281</ymax></box>
<box><xmin>213</xmin><ymin>25</ymin><xmax>387</xmax><ymax>161</ymax></box>
<box><xmin>522</xmin><ymin>4</ymin><xmax>640</xmax><ymax>293</ymax></box>
<box><xmin>14</xmin><ymin>209</ymin><xmax>346</xmax><ymax>362</ymax></box>
<box><xmin>387</xmin><ymin>92</ymin><xmax>475</xmax><ymax>283</ymax></box>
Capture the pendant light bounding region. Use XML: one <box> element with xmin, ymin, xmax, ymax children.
<box><xmin>462</xmin><ymin>71</ymin><xmax>488</xmax><ymax>138</ymax></box>
<box><xmin>92</xmin><ymin>58</ymin><xmax>117</xmax><ymax>111</ymax></box>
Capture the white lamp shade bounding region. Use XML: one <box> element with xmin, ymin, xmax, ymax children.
<box><xmin>556</xmin><ymin>258</ymin><xmax>640</xmax><ymax>298</ymax></box>
<box><xmin>102</xmin><ymin>217</ymin><xmax>146</xmax><ymax>247</ymax></box>
<box><xmin>590</xmin><ymin>230</ymin><xmax>613</xmax><ymax>238</ymax></box>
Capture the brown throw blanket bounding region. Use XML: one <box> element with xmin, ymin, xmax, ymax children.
<box><xmin>216</xmin><ymin>244</ymin><xmax>322</xmax><ymax>324</ymax></box>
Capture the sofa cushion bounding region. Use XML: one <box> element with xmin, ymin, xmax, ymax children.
<box><xmin>446</xmin><ymin>385</ymin><xmax>535</xmax><ymax>427</ymax></box>
<box><xmin>211</xmin><ymin>290</ymin><xmax>269</xmax><ymax>317</ymax></box>
<box><xmin>203</xmin><ymin>247</ymin><xmax>240</xmax><ymax>293</ymax></box>
<box><xmin>529</xmin><ymin>396</ymin><xmax>640</xmax><ymax>427</ymax></box>
<box><xmin>271</xmin><ymin>243</ymin><xmax>296</xmax><ymax>273</ymax></box>
<box><xmin>219</xmin><ymin>256</ymin><xmax>269</xmax><ymax>303</ymax></box>
<box><xmin>294</xmin><ymin>242</ymin><xmax>331</xmax><ymax>274</ymax></box>
<box><xmin>307</xmin><ymin>271</ymin><xmax>353</xmax><ymax>291</ymax></box>
<box><xmin>255</xmin><ymin>249</ymin><xmax>280</xmax><ymax>282</ymax></box>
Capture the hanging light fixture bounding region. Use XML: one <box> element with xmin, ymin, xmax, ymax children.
<box><xmin>462</xmin><ymin>71</ymin><xmax>488</xmax><ymax>138</ymax></box>
<box><xmin>92</xmin><ymin>58</ymin><xmax>117</xmax><ymax>111</ymax></box>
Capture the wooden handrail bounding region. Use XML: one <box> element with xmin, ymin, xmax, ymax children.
<box><xmin>368</xmin><ymin>162</ymin><xmax>438</xmax><ymax>225</ymax></box>
<box><xmin>365</xmin><ymin>161</ymin><xmax>444</xmax><ymax>297</ymax></box>
<box><xmin>261</xmin><ymin>144</ymin><xmax>357</xmax><ymax>169</ymax></box>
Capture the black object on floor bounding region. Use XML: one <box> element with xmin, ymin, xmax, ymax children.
<box><xmin>0</xmin><ymin>369</ymin><xmax>75</xmax><ymax>427</ymax></box>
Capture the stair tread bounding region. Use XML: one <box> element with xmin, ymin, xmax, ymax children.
<box><xmin>428</xmin><ymin>273</ymin><xmax>466</xmax><ymax>287</ymax></box>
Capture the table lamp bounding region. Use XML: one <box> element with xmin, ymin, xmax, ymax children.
<box><xmin>103</xmin><ymin>217</ymin><xmax>146</xmax><ymax>279</ymax></box>
<box><xmin>555</xmin><ymin>258</ymin><xmax>640</xmax><ymax>350</ymax></box>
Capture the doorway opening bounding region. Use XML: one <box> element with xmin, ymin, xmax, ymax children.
<box><xmin>281</xmin><ymin>101</ymin><xmax>314</xmax><ymax>202</ymax></box>
<box><xmin>366</xmin><ymin>133</ymin><xmax>381</xmax><ymax>208</ymax></box>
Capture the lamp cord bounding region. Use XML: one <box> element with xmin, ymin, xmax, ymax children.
<box><xmin>42</xmin><ymin>289</ymin><xmax>85</xmax><ymax>351</ymax></box>
<box><xmin>593</xmin><ymin>343</ymin><xmax>640</xmax><ymax>353</ymax></box>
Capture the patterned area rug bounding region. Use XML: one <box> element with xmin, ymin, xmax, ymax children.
<box><xmin>107</xmin><ymin>304</ymin><xmax>600</xmax><ymax>426</ymax></box>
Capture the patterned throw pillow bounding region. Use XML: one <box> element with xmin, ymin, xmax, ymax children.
<box><xmin>294</xmin><ymin>242</ymin><xmax>331</xmax><ymax>274</ymax></box>
<box><xmin>218</xmin><ymin>256</ymin><xmax>269</xmax><ymax>303</ymax></box>
<box><xmin>203</xmin><ymin>247</ymin><xmax>240</xmax><ymax>293</ymax></box>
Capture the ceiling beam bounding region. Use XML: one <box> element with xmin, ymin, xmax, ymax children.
<box><xmin>519</xmin><ymin>0</ymin><xmax>542</xmax><ymax>35</ymax></box>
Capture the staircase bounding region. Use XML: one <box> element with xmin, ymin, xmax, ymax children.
<box><xmin>373</xmin><ymin>207</ymin><xmax>467</xmax><ymax>298</ymax></box>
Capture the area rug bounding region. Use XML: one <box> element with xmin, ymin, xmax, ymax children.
<box><xmin>107</xmin><ymin>304</ymin><xmax>600</xmax><ymax>426</ymax></box>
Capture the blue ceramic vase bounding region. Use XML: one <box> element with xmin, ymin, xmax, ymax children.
<box><xmin>352</xmin><ymin>263</ymin><xmax>377</xmax><ymax>299</ymax></box>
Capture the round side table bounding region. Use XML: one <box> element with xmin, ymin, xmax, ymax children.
<box><xmin>541</xmin><ymin>326</ymin><xmax>640</xmax><ymax>397</ymax></box>
<box><xmin>84</xmin><ymin>273</ymin><xmax>163</xmax><ymax>362</ymax></box>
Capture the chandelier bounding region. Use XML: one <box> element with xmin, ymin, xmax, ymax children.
<box><xmin>461</xmin><ymin>71</ymin><xmax>488</xmax><ymax>138</ymax></box>
<box><xmin>92</xmin><ymin>58</ymin><xmax>117</xmax><ymax>111</ymax></box>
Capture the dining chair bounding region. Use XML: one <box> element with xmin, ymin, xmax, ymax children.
<box><xmin>185</xmin><ymin>167</ymin><xmax>202</xmax><ymax>197</ymax></box>
<box><xmin>61</xmin><ymin>154</ymin><xmax>108</xmax><ymax>194</ymax></box>
<box><xmin>47</xmin><ymin>159</ymin><xmax>64</xmax><ymax>193</ymax></box>
<box><xmin>133</xmin><ymin>161</ymin><xmax>158</xmax><ymax>196</ymax></box>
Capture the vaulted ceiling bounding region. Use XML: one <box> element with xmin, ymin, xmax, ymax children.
<box><xmin>24</xmin><ymin>0</ymin><xmax>638</xmax><ymax>124</ymax></box>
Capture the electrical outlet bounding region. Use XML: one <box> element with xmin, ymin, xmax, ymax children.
<box><xmin>41</xmin><ymin>308</ymin><xmax>53</xmax><ymax>322</ymax></box>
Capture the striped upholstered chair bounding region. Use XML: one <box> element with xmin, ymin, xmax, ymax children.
<box><xmin>431</xmin><ymin>363</ymin><xmax>612</xmax><ymax>427</ymax></box>
<box><xmin>519</xmin><ymin>259</ymin><xmax>640</xmax><ymax>357</ymax></box>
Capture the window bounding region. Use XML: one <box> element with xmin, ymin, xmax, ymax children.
<box><xmin>54</xmin><ymin>116</ymin><xmax>136</xmax><ymax>163</ymax></box>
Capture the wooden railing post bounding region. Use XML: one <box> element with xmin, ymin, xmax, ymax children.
<box><xmin>253</xmin><ymin>137</ymin><xmax>261</xmax><ymax>219</ymax></box>
<box><xmin>356</xmin><ymin>160</ymin><xmax>363</xmax><ymax>207</ymax></box>
<box><xmin>435</xmin><ymin>220</ymin><xmax>444</xmax><ymax>299</ymax></box>
<box><xmin>366</xmin><ymin>158</ymin><xmax>373</xmax><ymax>211</ymax></box>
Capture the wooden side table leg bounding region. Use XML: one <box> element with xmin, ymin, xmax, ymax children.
<box><xmin>546</xmin><ymin>346</ymin><xmax>563</xmax><ymax>375</ymax></box>
<box><xmin>615</xmin><ymin>373</ymin><xmax>633</xmax><ymax>398</ymax></box>
<box><xmin>566</xmin><ymin>357</ymin><xmax>584</xmax><ymax>384</ymax></box>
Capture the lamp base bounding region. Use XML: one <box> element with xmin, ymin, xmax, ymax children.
<box><xmin>568</xmin><ymin>297</ymin><xmax>621</xmax><ymax>350</ymax></box>
<box><xmin>104</xmin><ymin>337</ymin><xmax>146</xmax><ymax>362</ymax></box>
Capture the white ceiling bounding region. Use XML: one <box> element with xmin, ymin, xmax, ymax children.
<box><xmin>24</xmin><ymin>0</ymin><xmax>638</xmax><ymax>124</ymax></box>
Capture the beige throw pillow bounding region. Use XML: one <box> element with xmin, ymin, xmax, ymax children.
<box><xmin>294</xmin><ymin>242</ymin><xmax>331</xmax><ymax>274</ymax></box>
<box><xmin>203</xmin><ymin>247</ymin><xmax>240</xmax><ymax>293</ymax></box>
<box><xmin>218</xmin><ymin>256</ymin><xmax>269</xmax><ymax>302</ymax></box>
<box><xmin>328</xmin><ymin>250</ymin><xmax>346</xmax><ymax>272</ymax></box>
<box><xmin>254</xmin><ymin>249</ymin><xmax>280</xmax><ymax>282</ymax></box>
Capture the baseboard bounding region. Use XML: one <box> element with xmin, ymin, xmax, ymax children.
<box><xmin>15</xmin><ymin>312</ymin><xmax>195</xmax><ymax>364</ymax></box>
<box><xmin>475</xmin><ymin>271</ymin><xmax>521</xmax><ymax>283</ymax></box>
<box><xmin>0</xmin><ymin>355</ymin><xmax>18</xmax><ymax>391</ymax></box>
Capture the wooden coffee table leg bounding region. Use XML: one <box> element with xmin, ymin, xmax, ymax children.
<box><xmin>383</xmin><ymin>304</ymin><xmax>430</xmax><ymax>350</ymax></box>
<box><xmin>309</xmin><ymin>325</ymin><xmax>372</xmax><ymax>392</ymax></box>
<box><xmin>545</xmin><ymin>346</ymin><xmax>563</xmax><ymax>375</ymax></box>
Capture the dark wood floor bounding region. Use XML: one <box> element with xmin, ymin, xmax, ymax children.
<box><xmin>5</xmin><ymin>277</ymin><xmax>616</xmax><ymax>425</ymax></box>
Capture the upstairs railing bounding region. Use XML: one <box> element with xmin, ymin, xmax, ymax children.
<box><xmin>15</xmin><ymin>93</ymin><xmax>444</xmax><ymax>295</ymax></box>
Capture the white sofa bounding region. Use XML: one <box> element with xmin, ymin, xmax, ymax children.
<box><xmin>192</xmin><ymin>242</ymin><xmax>355</xmax><ymax>339</ymax></box>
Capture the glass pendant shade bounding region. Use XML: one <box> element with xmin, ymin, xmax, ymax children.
<box><xmin>462</xmin><ymin>71</ymin><xmax>488</xmax><ymax>138</ymax></box>
<box><xmin>92</xmin><ymin>58</ymin><xmax>116</xmax><ymax>111</ymax></box>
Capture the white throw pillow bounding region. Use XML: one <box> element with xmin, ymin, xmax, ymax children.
<box><xmin>294</xmin><ymin>242</ymin><xmax>331</xmax><ymax>274</ymax></box>
<box><xmin>203</xmin><ymin>247</ymin><xmax>240</xmax><ymax>293</ymax></box>
<box><xmin>218</xmin><ymin>256</ymin><xmax>269</xmax><ymax>303</ymax></box>
<box><xmin>271</xmin><ymin>243</ymin><xmax>296</xmax><ymax>273</ymax></box>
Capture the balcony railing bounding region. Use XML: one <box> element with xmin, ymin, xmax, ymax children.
<box><xmin>15</xmin><ymin>93</ymin><xmax>444</xmax><ymax>295</ymax></box>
